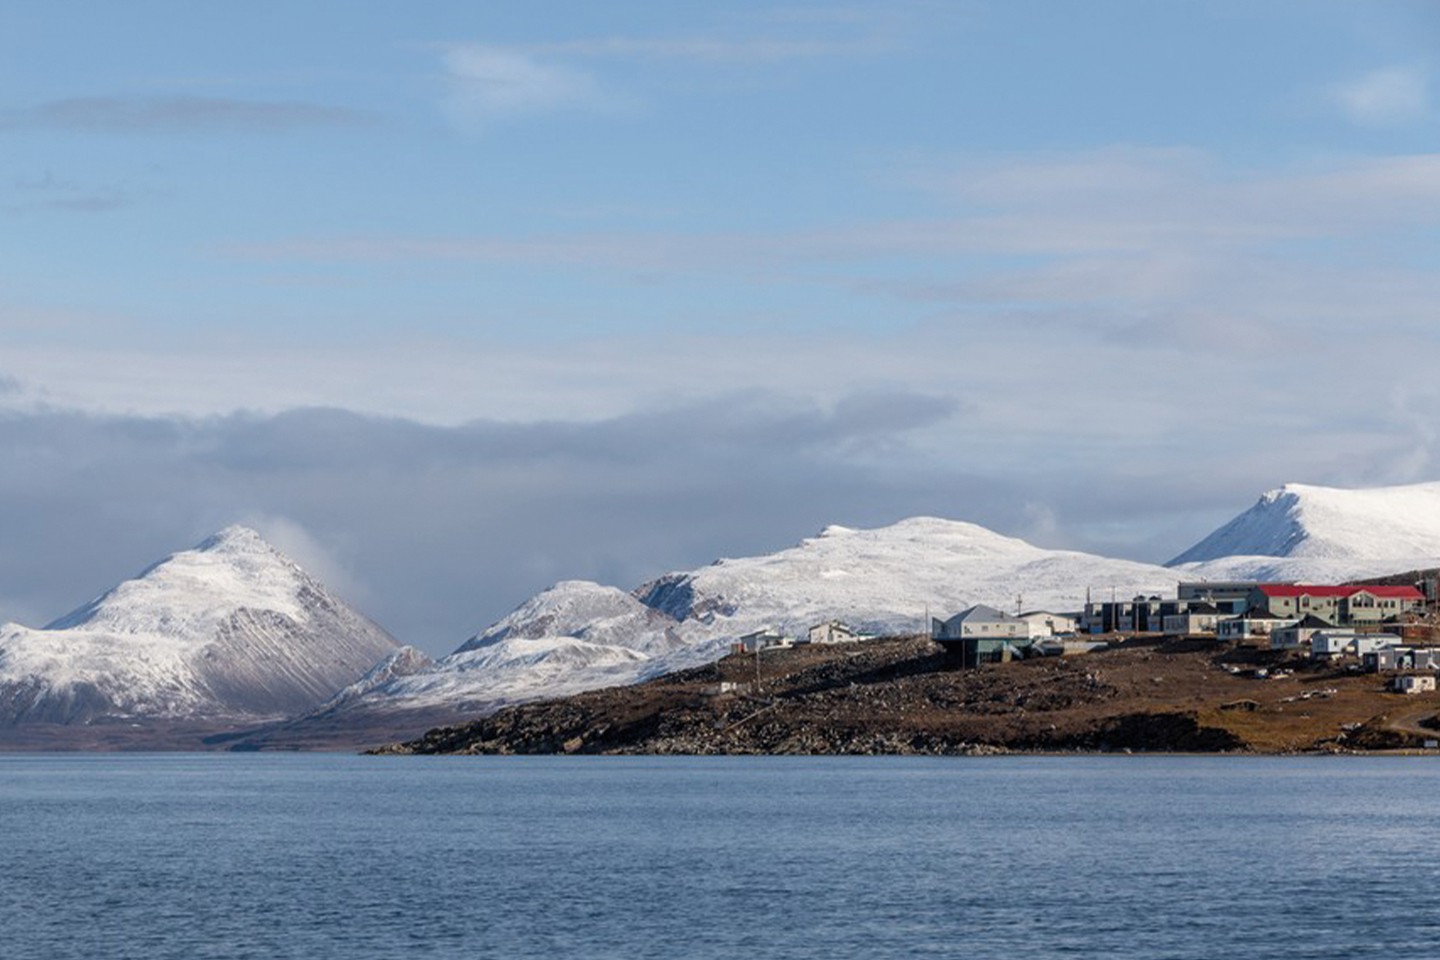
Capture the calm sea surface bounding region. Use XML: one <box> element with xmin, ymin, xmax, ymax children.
<box><xmin>2</xmin><ymin>754</ymin><xmax>1438</xmax><ymax>959</ymax></box>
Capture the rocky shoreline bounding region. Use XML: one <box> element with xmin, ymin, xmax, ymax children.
<box><xmin>371</xmin><ymin>633</ymin><xmax>1440</xmax><ymax>756</ymax></box>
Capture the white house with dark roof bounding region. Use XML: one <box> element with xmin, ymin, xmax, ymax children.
<box><xmin>931</xmin><ymin>604</ymin><xmax>1030</xmax><ymax>641</ymax></box>
<box><xmin>1270</xmin><ymin>614</ymin><xmax>1335</xmax><ymax>650</ymax></box>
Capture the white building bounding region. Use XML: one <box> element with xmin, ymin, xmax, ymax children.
<box><xmin>807</xmin><ymin>620</ymin><xmax>860</xmax><ymax>645</ymax></box>
<box><xmin>1270</xmin><ymin>615</ymin><xmax>1336</xmax><ymax>651</ymax></box>
<box><xmin>1162</xmin><ymin>602</ymin><xmax>1221</xmax><ymax>636</ymax></box>
<box><xmin>734</xmin><ymin>627</ymin><xmax>792</xmax><ymax>653</ymax></box>
<box><xmin>1218</xmin><ymin>610</ymin><xmax>1297</xmax><ymax>641</ymax></box>
<box><xmin>932</xmin><ymin>604</ymin><xmax>1029</xmax><ymax>641</ymax></box>
<box><xmin>1310</xmin><ymin>632</ymin><xmax>1400</xmax><ymax>661</ymax></box>
<box><xmin>1017</xmin><ymin>610</ymin><xmax>1077</xmax><ymax>638</ymax></box>
<box><xmin>1393</xmin><ymin>675</ymin><xmax>1437</xmax><ymax>695</ymax></box>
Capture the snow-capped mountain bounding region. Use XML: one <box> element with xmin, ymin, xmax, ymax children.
<box><xmin>328</xmin><ymin>581</ymin><xmax>689</xmax><ymax>714</ymax></box>
<box><xmin>345</xmin><ymin>518</ymin><xmax>1183</xmax><ymax>716</ymax></box>
<box><xmin>459</xmin><ymin>580</ymin><xmax>688</xmax><ymax>658</ymax></box>
<box><xmin>634</xmin><ymin>517</ymin><xmax>1178</xmax><ymax>635</ymax></box>
<box><xmin>1170</xmin><ymin>481</ymin><xmax>1440</xmax><ymax>581</ymax></box>
<box><xmin>0</xmin><ymin>527</ymin><xmax>399</xmax><ymax>724</ymax></box>
<box><xmin>345</xmin><ymin>487</ymin><xmax>1440</xmax><ymax>724</ymax></box>
<box><xmin>23</xmin><ymin>479</ymin><xmax>1435</xmax><ymax>742</ymax></box>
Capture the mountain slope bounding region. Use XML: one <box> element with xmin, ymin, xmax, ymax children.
<box><xmin>634</xmin><ymin>517</ymin><xmax>1178</xmax><ymax>635</ymax></box>
<box><xmin>1169</xmin><ymin>481</ymin><xmax>1440</xmax><ymax>580</ymax></box>
<box><xmin>337</xmin><ymin>581</ymin><xmax>684</xmax><ymax>714</ymax></box>
<box><xmin>0</xmin><ymin>527</ymin><xmax>399</xmax><ymax>724</ymax></box>
<box><xmin>344</xmin><ymin>518</ymin><xmax>1181</xmax><ymax>718</ymax></box>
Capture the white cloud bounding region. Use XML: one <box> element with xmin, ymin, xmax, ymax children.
<box><xmin>527</xmin><ymin>33</ymin><xmax>887</xmax><ymax>63</ymax></box>
<box><xmin>12</xmin><ymin>149</ymin><xmax>1440</xmax><ymax>452</ymax></box>
<box><xmin>1332</xmin><ymin>66</ymin><xmax>1430</xmax><ymax>125</ymax></box>
<box><xmin>435</xmin><ymin>12</ymin><xmax>899</xmax><ymax>130</ymax></box>
<box><xmin>238</xmin><ymin>514</ymin><xmax>370</xmax><ymax>608</ymax></box>
<box><xmin>440</xmin><ymin>45</ymin><xmax>611</xmax><ymax>129</ymax></box>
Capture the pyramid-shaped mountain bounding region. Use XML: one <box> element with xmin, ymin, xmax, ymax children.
<box><xmin>0</xmin><ymin>526</ymin><xmax>399</xmax><ymax>724</ymax></box>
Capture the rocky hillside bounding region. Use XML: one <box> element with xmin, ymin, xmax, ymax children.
<box><xmin>374</xmin><ymin>634</ymin><xmax>1440</xmax><ymax>756</ymax></box>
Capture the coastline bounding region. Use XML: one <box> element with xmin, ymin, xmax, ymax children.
<box><xmin>371</xmin><ymin>633</ymin><xmax>1440</xmax><ymax>757</ymax></box>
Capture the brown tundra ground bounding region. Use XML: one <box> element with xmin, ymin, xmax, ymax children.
<box><xmin>376</xmin><ymin>633</ymin><xmax>1440</xmax><ymax>756</ymax></box>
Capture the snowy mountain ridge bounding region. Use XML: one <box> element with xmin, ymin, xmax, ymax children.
<box><xmin>350</xmin><ymin>515</ymin><xmax>1186</xmax><ymax>714</ymax></box>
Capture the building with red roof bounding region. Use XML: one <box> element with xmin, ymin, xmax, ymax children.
<box><xmin>1249</xmin><ymin>583</ymin><xmax>1423</xmax><ymax>627</ymax></box>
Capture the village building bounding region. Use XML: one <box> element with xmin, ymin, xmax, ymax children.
<box><xmin>1392</xmin><ymin>675</ymin><xmax>1437</xmax><ymax>695</ymax></box>
<box><xmin>733</xmin><ymin>627</ymin><xmax>793</xmax><ymax>654</ymax></box>
<box><xmin>1247</xmin><ymin>584</ymin><xmax>1424</xmax><ymax>626</ymax></box>
<box><xmin>1017</xmin><ymin>610</ymin><xmax>1077</xmax><ymax>637</ymax></box>
<box><xmin>1083</xmin><ymin>595</ymin><xmax>1168</xmax><ymax>633</ymax></box>
<box><xmin>1161</xmin><ymin>601</ymin><xmax>1221</xmax><ymax>636</ymax></box>
<box><xmin>1176</xmin><ymin>582</ymin><xmax>1257</xmax><ymax>614</ymax></box>
<box><xmin>1365</xmin><ymin>646</ymin><xmax>1440</xmax><ymax>673</ymax></box>
<box><xmin>1085</xmin><ymin>581</ymin><xmax>1426</xmax><ymax>638</ymax></box>
<box><xmin>1309</xmin><ymin>631</ymin><xmax>1399</xmax><ymax>661</ymax></box>
<box><xmin>931</xmin><ymin>604</ymin><xmax>1030</xmax><ymax>641</ymax></box>
<box><xmin>807</xmin><ymin>620</ymin><xmax>861</xmax><ymax>645</ymax></box>
<box><xmin>1269</xmin><ymin>614</ymin><xmax>1336</xmax><ymax>650</ymax></box>
<box><xmin>1217</xmin><ymin>608</ymin><xmax>1297</xmax><ymax>641</ymax></box>
<box><xmin>931</xmin><ymin>604</ymin><xmax>1038</xmax><ymax>667</ymax></box>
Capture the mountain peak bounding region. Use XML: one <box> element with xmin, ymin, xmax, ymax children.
<box><xmin>3</xmin><ymin>527</ymin><xmax>399</xmax><ymax>724</ymax></box>
<box><xmin>45</xmin><ymin>526</ymin><xmax>301</xmax><ymax>634</ymax></box>
<box><xmin>1170</xmin><ymin>480</ymin><xmax>1440</xmax><ymax>567</ymax></box>
<box><xmin>197</xmin><ymin>525</ymin><xmax>270</xmax><ymax>552</ymax></box>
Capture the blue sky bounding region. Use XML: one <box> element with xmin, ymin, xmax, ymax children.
<box><xmin>2</xmin><ymin>2</ymin><xmax>1439</xmax><ymax>653</ymax></box>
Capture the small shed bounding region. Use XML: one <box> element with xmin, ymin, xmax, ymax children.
<box><xmin>1392</xmin><ymin>675</ymin><xmax>1437</xmax><ymax>695</ymax></box>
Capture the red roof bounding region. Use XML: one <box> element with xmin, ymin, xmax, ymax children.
<box><xmin>1256</xmin><ymin>584</ymin><xmax>1424</xmax><ymax>600</ymax></box>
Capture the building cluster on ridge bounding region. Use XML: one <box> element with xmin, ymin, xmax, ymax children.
<box><xmin>731</xmin><ymin>620</ymin><xmax>867</xmax><ymax>654</ymax></box>
<box><xmin>928</xmin><ymin>579</ymin><xmax>1436</xmax><ymax>682</ymax></box>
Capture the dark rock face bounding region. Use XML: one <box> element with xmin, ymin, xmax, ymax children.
<box><xmin>632</xmin><ymin>574</ymin><xmax>695</xmax><ymax>620</ymax></box>
<box><xmin>0</xmin><ymin>679</ymin><xmax>112</xmax><ymax>725</ymax></box>
<box><xmin>631</xmin><ymin>573</ymin><xmax>737</xmax><ymax>622</ymax></box>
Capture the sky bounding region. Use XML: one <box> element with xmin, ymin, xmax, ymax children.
<box><xmin>2</xmin><ymin>1</ymin><xmax>1439</xmax><ymax>655</ymax></box>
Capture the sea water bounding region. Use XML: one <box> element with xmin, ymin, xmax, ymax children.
<box><xmin>2</xmin><ymin>754</ymin><xmax>1438</xmax><ymax>959</ymax></box>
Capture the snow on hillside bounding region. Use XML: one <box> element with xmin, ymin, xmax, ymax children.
<box><xmin>350</xmin><ymin>517</ymin><xmax>1181</xmax><ymax>715</ymax></box>
<box><xmin>459</xmin><ymin>580</ymin><xmax>687</xmax><ymax>657</ymax></box>
<box><xmin>0</xmin><ymin>527</ymin><xmax>399</xmax><ymax>724</ymax></box>
<box><xmin>1171</xmin><ymin>482</ymin><xmax>1440</xmax><ymax>564</ymax></box>
<box><xmin>635</xmin><ymin>517</ymin><xmax>1179</xmax><ymax>638</ymax></box>
<box><xmin>379</xmin><ymin>636</ymin><xmax>655</xmax><ymax>712</ymax></box>
<box><xmin>1170</xmin><ymin>481</ymin><xmax>1440</xmax><ymax>581</ymax></box>
<box><xmin>341</xmin><ymin>580</ymin><xmax>692</xmax><ymax>713</ymax></box>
